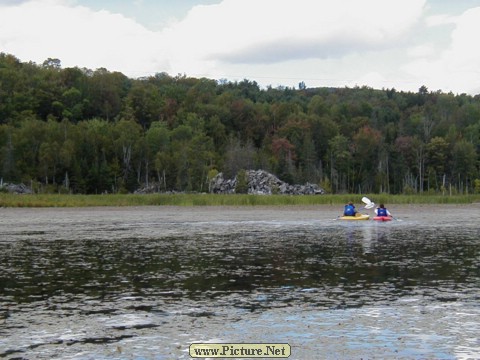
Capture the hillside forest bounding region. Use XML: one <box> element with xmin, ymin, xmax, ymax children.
<box><xmin>1</xmin><ymin>53</ymin><xmax>479</xmax><ymax>195</ymax></box>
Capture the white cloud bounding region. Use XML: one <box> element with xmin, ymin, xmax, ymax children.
<box><xmin>0</xmin><ymin>0</ymin><xmax>428</xmax><ymax>78</ymax></box>
<box><xmin>0</xmin><ymin>0</ymin><xmax>165</xmax><ymax>75</ymax></box>
<box><xmin>158</xmin><ymin>0</ymin><xmax>429</xmax><ymax>87</ymax></box>
<box><xmin>425</xmin><ymin>13</ymin><xmax>456</xmax><ymax>27</ymax></box>
<box><xmin>407</xmin><ymin>45</ymin><xmax>436</xmax><ymax>58</ymax></box>
<box><xmin>402</xmin><ymin>6</ymin><xmax>480</xmax><ymax>93</ymax></box>
<box><xmin>1</xmin><ymin>0</ymin><xmax>479</xmax><ymax>94</ymax></box>
<box><xmin>162</xmin><ymin>0</ymin><xmax>426</xmax><ymax>65</ymax></box>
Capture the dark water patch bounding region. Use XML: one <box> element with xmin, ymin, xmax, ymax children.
<box><xmin>66</xmin><ymin>334</ymin><xmax>136</xmax><ymax>344</ymax></box>
<box><xmin>1</xmin><ymin>228</ymin><xmax>479</xmax><ymax>309</ymax></box>
<box><xmin>111</xmin><ymin>323</ymin><xmax>160</xmax><ymax>330</ymax></box>
<box><xmin>81</xmin><ymin>308</ymin><xmax>118</xmax><ymax>315</ymax></box>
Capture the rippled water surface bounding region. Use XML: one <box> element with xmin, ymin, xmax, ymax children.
<box><xmin>0</xmin><ymin>204</ymin><xmax>479</xmax><ymax>359</ymax></box>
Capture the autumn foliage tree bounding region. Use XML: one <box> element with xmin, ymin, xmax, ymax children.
<box><xmin>0</xmin><ymin>53</ymin><xmax>479</xmax><ymax>194</ymax></box>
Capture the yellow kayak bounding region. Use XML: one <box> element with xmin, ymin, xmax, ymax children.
<box><xmin>339</xmin><ymin>213</ymin><xmax>370</xmax><ymax>221</ymax></box>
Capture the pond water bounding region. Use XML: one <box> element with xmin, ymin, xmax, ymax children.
<box><xmin>0</xmin><ymin>204</ymin><xmax>479</xmax><ymax>359</ymax></box>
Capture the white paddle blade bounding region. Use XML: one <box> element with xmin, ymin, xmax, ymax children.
<box><xmin>361</xmin><ymin>196</ymin><xmax>372</xmax><ymax>205</ymax></box>
<box><xmin>365</xmin><ymin>202</ymin><xmax>375</xmax><ymax>209</ymax></box>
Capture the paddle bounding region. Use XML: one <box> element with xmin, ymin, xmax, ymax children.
<box><xmin>361</xmin><ymin>196</ymin><xmax>375</xmax><ymax>210</ymax></box>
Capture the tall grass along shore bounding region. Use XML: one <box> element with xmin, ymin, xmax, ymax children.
<box><xmin>1</xmin><ymin>193</ymin><xmax>479</xmax><ymax>208</ymax></box>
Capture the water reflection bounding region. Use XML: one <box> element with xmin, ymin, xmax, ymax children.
<box><xmin>0</xmin><ymin>207</ymin><xmax>479</xmax><ymax>359</ymax></box>
<box><xmin>2</xmin><ymin>220</ymin><xmax>478</xmax><ymax>308</ymax></box>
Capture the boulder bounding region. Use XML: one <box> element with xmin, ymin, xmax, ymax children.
<box><xmin>134</xmin><ymin>170</ymin><xmax>326</xmax><ymax>195</ymax></box>
<box><xmin>134</xmin><ymin>183</ymin><xmax>162</xmax><ymax>194</ymax></box>
<box><xmin>210</xmin><ymin>170</ymin><xmax>325</xmax><ymax>195</ymax></box>
<box><xmin>0</xmin><ymin>182</ymin><xmax>33</xmax><ymax>194</ymax></box>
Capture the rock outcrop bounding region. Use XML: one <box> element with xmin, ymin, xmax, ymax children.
<box><xmin>134</xmin><ymin>183</ymin><xmax>163</xmax><ymax>194</ymax></box>
<box><xmin>134</xmin><ymin>170</ymin><xmax>326</xmax><ymax>195</ymax></box>
<box><xmin>210</xmin><ymin>170</ymin><xmax>325</xmax><ymax>195</ymax></box>
<box><xmin>0</xmin><ymin>182</ymin><xmax>33</xmax><ymax>194</ymax></box>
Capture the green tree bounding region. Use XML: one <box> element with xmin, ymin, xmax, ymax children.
<box><xmin>146</xmin><ymin>121</ymin><xmax>171</xmax><ymax>188</ymax></box>
<box><xmin>186</xmin><ymin>133</ymin><xmax>215</xmax><ymax>191</ymax></box>
<box><xmin>425</xmin><ymin>136</ymin><xmax>449</xmax><ymax>191</ymax></box>
<box><xmin>2</xmin><ymin>53</ymin><xmax>480</xmax><ymax>195</ymax></box>
<box><xmin>299</xmin><ymin>132</ymin><xmax>318</xmax><ymax>183</ymax></box>
<box><xmin>328</xmin><ymin>134</ymin><xmax>352</xmax><ymax>193</ymax></box>
<box><xmin>0</xmin><ymin>124</ymin><xmax>17</xmax><ymax>180</ymax></box>
<box><xmin>61</xmin><ymin>87</ymin><xmax>83</xmax><ymax>121</ymax></box>
<box><xmin>170</xmin><ymin>125</ymin><xmax>193</xmax><ymax>190</ymax></box>
<box><xmin>271</xmin><ymin>137</ymin><xmax>296</xmax><ymax>184</ymax></box>
<box><xmin>309</xmin><ymin>115</ymin><xmax>339</xmax><ymax>163</ymax></box>
<box><xmin>204</xmin><ymin>115</ymin><xmax>227</xmax><ymax>149</ymax></box>
<box><xmin>352</xmin><ymin>126</ymin><xmax>382</xmax><ymax>193</ymax></box>
<box><xmin>125</xmin><ymin>81</ymin><xmax>164</xmax><ymax>129</ymax></box>
<box><xmin>12</xmin><ymin>117</ymin><xmax>46</xmax><ymax>181</ymax></box>
<box><xmin>307</xmin><ymin>95</ymin><xmax>329</xmax><ymax>117</ymax></box>
<box><xmin>86</xmin><ymin>69</ymin><xmax>130</xmax><ymax>120</ymax></box>
<box><xmin>224</xmin><ymin>136</ymin><xmax>256</xmax><ymax>179</ymax></box>
<box><xmin>451</xmin><ymin>140</ymin><xmax>477</xmax><ymax>193</ymax></box>
<box><xmin>112</xmin><ymin>119</ymin><xmax>143</xmax><ymax>191</ymax></box>
<box><xmin>76</xmin><ymin>119</ymin><xmax>114</xmax><ymax>193</ymax></box>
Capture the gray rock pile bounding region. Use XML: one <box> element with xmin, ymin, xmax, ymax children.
<box><xmin>210</xmin><ymin>170</ymin><xmax>325</xmax><ymax>195</ymax></box>
<box><xmin>134</xmin><ymin>183</ymin><xmax>163</xmax><ymax>194</ymax></box>
<box><xmin>0</xmin><ymin>182</ymin><xmax>33</xmax><ymax>194</ymax></box>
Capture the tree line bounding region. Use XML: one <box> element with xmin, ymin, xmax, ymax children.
<box><xmin>1</xmin><ymin>52</ymin><xmax>479</xmax><ymax>194</ymax></box>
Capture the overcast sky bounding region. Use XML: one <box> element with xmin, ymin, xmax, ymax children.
<box><xmin>1</xmin><ymin>0</ymin><xmax>480</xmax><ymax>94</ymax></box>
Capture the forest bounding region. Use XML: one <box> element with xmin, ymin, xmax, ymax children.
<box><xmin>0</xmin><ymin>52</ymin><xmax>479</xmax><ymax>195</ymax></box>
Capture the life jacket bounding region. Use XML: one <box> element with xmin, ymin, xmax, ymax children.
<box><xmin>344</xmin><ymin>204</ymin><xmax>355</xmax><ymax>216</ymax></box>
<box><xmin>377</xmin><ymin>207</ymin><xmax>388</xmax><ymax>216</ymax></box>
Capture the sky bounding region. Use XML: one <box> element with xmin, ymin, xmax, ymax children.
<box><xmin>1</xmin><ymin>0</ymin><xmax>480</xmax><ymax>94</ymax></box>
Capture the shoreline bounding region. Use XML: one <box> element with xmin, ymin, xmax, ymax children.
<box><xmin>1</xmin><ymin>193</ymin><xmax>480</xmax><ymax>208</ymax></box>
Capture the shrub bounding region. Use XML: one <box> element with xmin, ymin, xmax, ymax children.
<box><xmin>475</xmin><ymin>179</ymin><xmax>480</xmax><ymax>194</ymax></box>
<box><xmin>235</xmin><ymin>169</ymin><xmax>248</xmax><ymax>194</ymax></box>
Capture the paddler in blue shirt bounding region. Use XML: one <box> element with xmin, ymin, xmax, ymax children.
<box><xmin>375</xmin><ymin>204</ymin><xmax>391</xmax><ymax>216</ymax></box>
<box><xmin>344</xmin><ymin>202</ymin><xmax>357</xmax><ymax>216</ymax></box>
